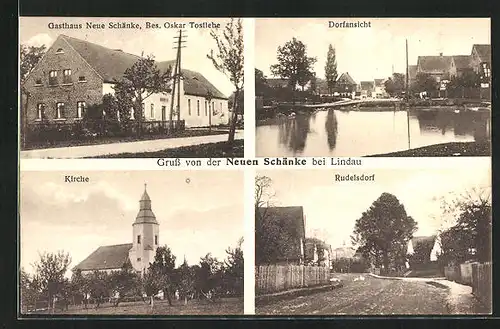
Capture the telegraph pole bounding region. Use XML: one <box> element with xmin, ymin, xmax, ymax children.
<box><xmin>170</xmin><ymin>30</ymin><xmax>186</xmax><ymax>132</ymax></box>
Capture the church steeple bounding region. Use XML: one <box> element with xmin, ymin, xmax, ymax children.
<box><xmin>134</xmin><ymin>183</ymin><xmax>158</xmax><ymax>225</ymax></box>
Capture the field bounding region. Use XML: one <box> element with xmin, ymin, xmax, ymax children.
<box><xmin>26</xmin><ymin>297</ymin><xmax>243</xmax><ymax>316</ymax></box>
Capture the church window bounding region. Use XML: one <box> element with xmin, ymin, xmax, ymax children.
<box><xmin>188</xmin><ymin>99</ymin><xmax>191</xmax><ymax>115</ymax></box>
<box><xmin>137</xmin><ymin>235</ymin><xmax>141</xmax><ymax>244</ymax></box>
<box><xmin>155</xmin><ymin>235</ymin><xmax>158</xmax><ymax>245</ymax></box>
<box><xmin>197</xmin><ymin>100</ymin><xmax>200</xmax><ymax>116</ymax></box>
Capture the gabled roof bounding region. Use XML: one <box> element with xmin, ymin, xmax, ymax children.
<box><xmin>73</xmin><ymin>243</ymin><xmax>132</xmax><ymax>271</ymax></box>
<box><xmin>157</xmin><ymin>60</ymin><xmax>227</xmax><ymax>99</ymax></box>
<box><xmin>417</xmin><ymin>55</ymin><xmax>453</xmax><ymax>74</ymax></box>
<box><xmin>472</xmin><ymin>44</ymin><xmax>491</xmax><ymax>63</ymax></box>
<box><xmin>407</xmin><ymin>236</ymin><xmax>436</xmax><ymax>258</ymax></box>
<box><xmin>452</xmin><ymin>55</ymin><xmax>472</xmax><ymax>70</ymax></box>
<box><xmin>58</xmin><ymin>35</ymin><xmax>227</xmax><ymax>99</ymax></box>
<box><xmin>374</xmin><ymin>79</ymin><xmax>385</xmax><ymax>87</ymax></box>
<box><xmin>360</xmin><ymin>81</ymin><xmax>374</xmax><ymax>90</ymax></box>
<box><xmin>408</xmin><ymin>65</ymin><xmax>418</xmax><ymax>81</ymax></box>
<box><xmin>337</xmin><ymin>72</ymin><xmax>356</xmax><ymax>85</ymax></box>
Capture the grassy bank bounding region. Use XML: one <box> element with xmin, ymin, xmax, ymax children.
<box><xmin>93</xmin><ymin>139</ymin><xmax>244</xmax><ymax>158</ymax></box>
<box><xmin>369</xmin><ymin>141</ymin><xmax>490</xmax><ymax>157</ymax></box>
<box><xmin>23</xmin><ymin>129</ymin><xmax>228</xmax><ymax>151</ymax></box>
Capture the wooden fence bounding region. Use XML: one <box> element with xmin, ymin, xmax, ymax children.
<box><xmin>255</xmin><ymin>265</ymin><xmax>330</xmax><ymax>295</ymax></box>
<box><xmin>471</xmin><ymin>262</ymin><xmax>492</xmax><ymax>309</ymax></box>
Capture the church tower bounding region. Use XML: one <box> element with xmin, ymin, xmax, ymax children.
<box><xmin>129</xmin><ymin>184</ymin><xmax>160</xmax><ymax>273</ymax></box>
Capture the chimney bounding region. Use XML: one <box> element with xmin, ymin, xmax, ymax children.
<box><xmin>439</xmin><ymin>52</ymin><xmax>443</xmax><ymax>56</ymax></box>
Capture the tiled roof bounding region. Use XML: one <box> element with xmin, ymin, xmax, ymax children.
<box><xmin>360</xmin><ymin>81</ymin><xmax>374</xmax><ymax>90</ymax></box>
<box><xmin>452</xmin><ymin>55</ymin><xmax>472</xmax><ymax>70</ymax></box>
<box><xmin>337</xmin><ymin>72</ymin><xmax>356</xmax><ymax>85</ymax></box>
<box><xmin>266</xmin><ymin>78</ymin><xmax>289</xmax><ymax>89</ymax></box>
<box><xmin>408</xmin><ymin>65</ymin><xmax>418</xmax><ymax>80</ymax></box>
<box><xmin>409</xmin><ymin>235</ymin><xmax>436</xmax><ymax>257</ymax></box>
<box><xmin>417</xmin><ymin>55</ymin><xmax>453</xmax><ymax>74</ymax></box>
<box><xmin>472</xmin><ymin>44</ymin><xmax>491</xmax><ymax>63</ymax></box>
<box><xmin>374</xmin><ymin>79</ymin><xmax>385</xmax><ymax>87</ymax></box>
<box><xmin>59</xmin><ymin>35</ymin><xmax>227</xmax><ymax>99</ymax></box>
<box><xmin>73</xmin><ymin>243</ymin><xmax>132</xmax><ymax>271</ymax></box>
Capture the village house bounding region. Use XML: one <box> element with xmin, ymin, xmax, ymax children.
<box><xmin>305</xmin><ymin>237</ymin><xmax>332</xmax><ymax>268</ymax></box>
<box><xmin>373</xmin><ymin>78</ymin><xmax>388</xmax><ymax>98</ymax></box>
<box><xmin>22</xmin><ymin>34</ymin><xmax>229</xmax><ymax>129</ymax></box>
<box><xmin>256</xmin><ymin>206</ymin><xmax>306</xmax><ymax>265</ymax></box>
<box><xmin>73</xmin><ymin>185</ymin><xmax>159</xmax><ymax>275</ymax></box>
<box><xmin>406</xmin><ymin>235</ymin><xmax>441</xmax><ymax>270</ymax></box>
<box><xmin>470</xmin><ymin>44</ymin><xmax>491</xmax><ymax>82</ymax></box>
<box><xmin>359</xmin><ymin>81</ymin><xmax>374</xmax><ymax>98</ymax></box>
<box><xmin>335</xmin><ymin>72</ymin><xmax>357</xmax><ymax>96</ymax></box>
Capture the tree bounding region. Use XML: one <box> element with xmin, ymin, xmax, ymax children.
<box><xmin>411</xmin><ymin>73</ymin><xmax>438</xmax><ymax>95</ymax></box>
<box><xmin>446</xmin><ymin>71</ymin><xmax>481</xmax><ymax>98</ymax></box>
<box><xmin>195</xmin><ymin>253</ymin><xmax>223</xmax><ymax>300</ymax></box>
<box><xmin>222</xmin><ymin>237</ymin><xmax>244</xmax><ymax>296</ymax></box>
<box><xmin>324</xmin><ymin>44</ymin><xmax>338</xmax><ymax>95</ymax></box>
<box><xmin>108</xmin><ymin>261</ymin><xmax>140</xmax><ymax>307</ymax></box>
<box><xmin>20</xmin><ymin>268</ymin><xmax>42</xmax><ymax>313</ymax></box>
<box><xmin>112</xmin><ymin>55</ymin><xmax>172</xmax><ymax>136</ymax></box>
<box><xmin>255</xmin><ymin>68</ymin><xmax>270</xmax><ymax>97</ymax></box>
<box><xmin>351</xmin><ymin>193</ymin><xmax>418</xmax><ymax>273</ymax></box>
<box><xmin>438</xmin><ymin>187</ymin><xmax>491</xmax><ymax>264</ymax></box>
<box><xmin>142</xmin><ymin>269</ymin><xmax>163</xmax><ymax>309</ymax></box>
<box><xmin>176</xmin><ymin>259</ymin><xmax>195</xmax><ymax>305</ymax></box>
<box><xmin>207</xmin><ymin>18</ymin><xmax>244</xmax><ymax>148</ymax></box>
<box><xmin>270</xmin><ymin>38</ymin><xmax>317</xmax><ymax>96</ymax></box>
<box><xmin>384</xmin><ymin>73</ymin><xmax>406</xmax><ymax>97</ymax></box>
<box><xmin>20</xmin><ymin>44</ymin><xmax>46</xmax><ymax>148</ymax></box>
<box><xmin>87</xmin><ymin>270</ymin><xmax>111</xmax><ymax>308</ymax></box>
<box><xmin>31</xmin><ymin>251</ymin><xmax>71</xmax><ymax>312</ymax></box>
<box><xmin>149</xmin><ymin>246</ymin><xmax>177</xmax><ymax>306</ymax></box>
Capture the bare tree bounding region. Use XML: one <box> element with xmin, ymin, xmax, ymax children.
<box><xmin>207</xmin><ymin>18</ymin><xmax>244</xmax><ymax>147</ymax></box>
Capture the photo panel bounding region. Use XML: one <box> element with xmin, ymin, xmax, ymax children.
<box><xmin>19</xmin><ymin>170</ymin><xmax>244</xmax><ymax>316</ymax></box>
<box><xmin>19</xmin><ymin>17</ymin><xmax>244</xmax><ymax>159</ymax></box>
<box><xmin>254</xmin><ymin>159</ymin><xmax>491</xmax><ymax>315</ymax></box>
<box><xmin>254</xmin><ymin>18</ymin><xmax>491</xmax><ymax>158</ymax></box>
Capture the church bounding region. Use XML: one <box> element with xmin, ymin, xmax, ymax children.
<box><xmin>73</xmin><ymin>185</ymin><xmax>159</xmax><ymax>275</ymax></box>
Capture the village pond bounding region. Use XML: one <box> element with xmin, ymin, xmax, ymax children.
<box><xmin>255</xmin><ymin>108</ymin><xmax>491</xmax><ymax>157</ymax></box>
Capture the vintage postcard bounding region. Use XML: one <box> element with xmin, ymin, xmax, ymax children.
<box><xmin>255</xmin><ymin>18</ymin><xmax>491</xmax><ymax>157</ymax></box>
<box><xmin>19</xmin><ymin>17</ymin><xmax>244</xmax><ymax>159</ymax></box>
<box><xmin>254</xmin><ymin>159</ymin><xmax>491</xmax><ymax>315</ymax></box>
<box><xmin>19</xmin><ymin>171</ymin><xmax>244</xmax><ymax>315</ymax></box>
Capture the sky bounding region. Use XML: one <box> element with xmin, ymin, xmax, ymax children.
<box><xmin>20</xmin><ymin>171</ymin><xmax>244</xmax><ymax>276</ymax></box>
<box><xmin>255</xmin><ymin>18</ymin><xmax>490</xmax><ymax>83</ymax></box>
<box><xmin>19</xmin><ymin>17</ymin><xmax>235</xmax><ymax>97</ymax></box>
<box><xmin>258</xmin><ymin>159</ymin><xmax>491</xmax><ymax>250</ymax></box>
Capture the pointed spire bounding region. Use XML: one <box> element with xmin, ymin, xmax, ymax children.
<box><xmin>134</xmin><ymin>183</ymin><xmax>158</xmax><ymax>225</ymax></box>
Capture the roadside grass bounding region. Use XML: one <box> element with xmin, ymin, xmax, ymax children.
<box><xmin>22</xmin><ymin>129</ymin><xmax>228</xmax><ymax>151</ymax></box>
<box><xmin>92</xmin><ymin>140</ymin><xmax>244</xmax><ymax>158</ymax></box>
<box><xmin>368</xmin><ymin>141</ymin><xmax>491</xmax><ymax>157</ymax></box>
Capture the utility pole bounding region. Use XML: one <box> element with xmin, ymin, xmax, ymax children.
<box><xmin>170</xmin><ymin>30</ymin><xmax>186</xmax><ymax>132</ymax></box>
<box><xmin>406</xmin><ymin>39</ymin><xmax>411</xmax><ymax>150</ymax></box>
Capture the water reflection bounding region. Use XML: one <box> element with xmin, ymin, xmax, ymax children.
<box><xmin>256</xmin><ymin>108</ymin><xmax>490</xmax><ymax>157</ymax></box>
<box><xmin>325</xmin><ymin>109</ymin><xmax>338</xmax><ymax>151</ymax></box>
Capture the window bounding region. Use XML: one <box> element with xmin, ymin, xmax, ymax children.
<box><xmin>137</xmin><ymin>235</ymin><xmax>141</xmax><ymax>244</ymax></box>
<box><xmin>205</xmin><ymin>101</ymin><xmax>208</xmax><ymax>116</ymax></box>
<box><xmin>482</xmin><ymin>63</ymin><xmax>491</xmax><ymax>78</ymax></box>
<box><xmin>161</xmin><ymin>105</ymin><xmax>166</xmax><ymax>121</ymax></box>
<box><xmin>212</xmin><ymin>102</ymin><xmax>215</xmax><ymax>114</ymax></box>
<box><xmin>220</xmin><ymin>102</ymin><xmax>222</xmax><ymax>113</ymax></box>
<box><xmin>78</xmin><ymin>76</ymin><xmax>86</xmax><ymax>82</ymax></box>
<box><xmin>197</xmin><ymin>100</ymin><xmax>200</xmax><ymax>116</ymax></box>
<box><xmin>155</xmin><ymin>235</ymin><xmax>158</xmax><ymax>245</ymax></box>
<box><xmin>77</xmin><ymin>101</ymin><xmax>86</xmax><ymax>119</ymax></box>
<box><xmin>35</xmin><ymin>79</ymin><xmax>42</xmax><ymax>85</ymax></box>
<box><xmin>63</xmin><ymin>69</ymin><xmax>72</xmax><ymax>84</ymax></box>
<box><xmin>49</xmin><ymin>70</ymin><xmax>57</xmax><ymax>85</ymax></box>
<box><xmin>130</xmin><ymin>108</ymin><xmax>135</xmax><ymax>120</ymax></box>
<box><xmin>150</xmin><ymin>104</ymin><xmax>155</xmax><ymax>118</ymax></box>
<box><xmin>137</xmin><ymin>258</ymin><xmax>141</xmax><ymax>262</ymax></box>
<box><xmin>36</xmin><ymin>103</ymin><xmax>45</xmax><ymax>120</ymax></box>
<box><xmin>56</xmin><ymin>48</ymin><xmax>64</xmax><ymax>54</ymax></box>
<box><xmin>56</xmin><ymin>102</ymin><xmax>65</xmax><ymax>119</ymax></box>
<box><xmin>188</xmin><ymin>99</ymin><xmax>191</xmax><ymax>115</ymax></box>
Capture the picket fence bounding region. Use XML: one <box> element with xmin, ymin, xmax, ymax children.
<box><xmin>256</xmin><ymin>265</ymin><xmax>330</xmax><ymax>295</ymax></box>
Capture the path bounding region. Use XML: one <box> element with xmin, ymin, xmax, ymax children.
<box><xmin>256</xmin><ymin>273</ymin><xmax>485</xmax><ymax>315</ymax></box>
<box><xmin>21</xmin><ymin>131</ymin><xmax>244</xmax><ymax>159</ymax></box>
